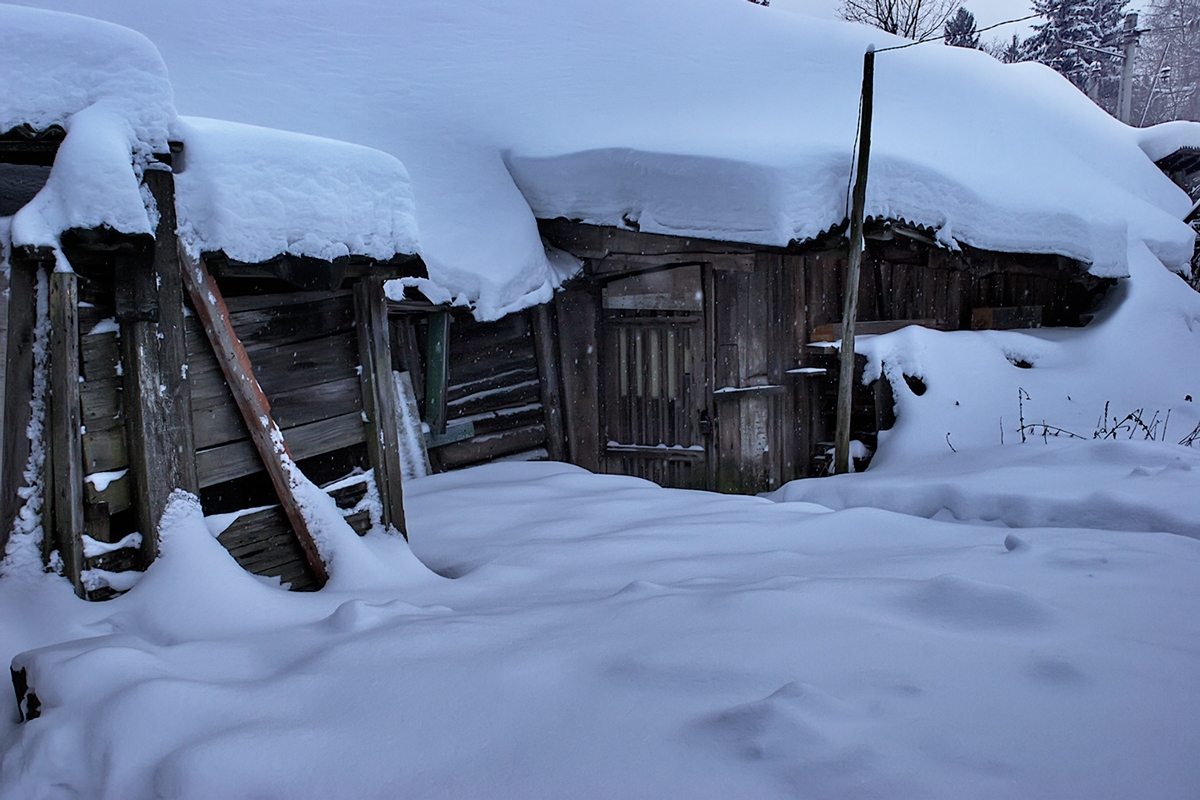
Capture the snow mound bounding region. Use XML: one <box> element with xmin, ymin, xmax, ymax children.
<box><xmin>174</xmin><ymin>117</ymin><xmax>419</xmax><ymax>264</ymax></box>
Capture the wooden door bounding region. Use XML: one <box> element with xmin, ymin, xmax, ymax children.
<box><xmin>599</xmin><ymin>265</ymin><xmax>710</xmax><ymax>489</ymax></box>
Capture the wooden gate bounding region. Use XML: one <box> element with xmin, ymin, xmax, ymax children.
<box><xmin>599</xmin><ymin>265</ymin><xmax>711</xmax><ymax>489</ymax></box>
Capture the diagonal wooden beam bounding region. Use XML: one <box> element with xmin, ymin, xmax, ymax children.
<box><xmin>179</xmin><ymin>248</ymin><xmax>329</xmax><ymax>587</ymax></box>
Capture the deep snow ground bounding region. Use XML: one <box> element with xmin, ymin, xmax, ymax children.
<box><xmin>1</xmin><ymin>455</ymin><xmax>1198</xmax><ymax>799</ymax></box>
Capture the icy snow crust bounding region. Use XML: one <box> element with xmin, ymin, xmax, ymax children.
<box><xmin>2</xmin><ymin>463</ymin><xmax>1199</xmax><ymax>798</ymax></box>
<box><xmin>7</xmin><ymin>0</ymin><xmax>1195</xmax><ymax>317</ymax></box>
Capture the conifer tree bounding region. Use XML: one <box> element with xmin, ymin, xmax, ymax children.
<box><xmin>1023</xmin><ymin>0</ymin><xmax>1130</xmax><ymax>111</ymax></box>
<box><xmin>944</xmin><ymin>7</ymin><xmax>981</xmax><ymax>47</ymax></box>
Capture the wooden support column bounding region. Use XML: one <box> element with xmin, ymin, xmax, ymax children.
<box><xmin>354</xmin><ymin>277</ymin><xmax>407</xmax><ymax>538</ymax></box>
<box><xmin>531</xmin><ymin>302</ymin><xmax>566</xmax><ymax>462</ymax></box>
<box><xmin>180</xmin><ymin>248</ymin><xmax>329</xmax><ymax>586</ymax></box>
<box><xmin>554</xmin><ymin>290</ymin><xmax>601</xmax><ymax>473</ymax></box>
<box><xmin>0</xmin><ymin>249</ymin><xmax>49</xmax><ymax>556</ymax></box>
<box><xmin>424</xmin><ymin>310</ymin><xmax>450</xmax><ymax>436</ymax></box>
<box><xmin>48</xmin><ymin>272</ymin><xmax>84</xmax><ymax>596</ymax></box>
<box><xmin>120</xmin><ymin>168</ymin><xmax>199</xmax><ymax>564</ymax></box>
<box><xmin>835</xmin><ymin>46</ymin><xmax>874</xmax><ymax>475</ymax></box>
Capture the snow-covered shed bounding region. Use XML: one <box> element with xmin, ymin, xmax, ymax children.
<box><xmin>0</xmin><ymin>6</ymin><xmax>425</xmax><ymax>595</ymax></box>
<box><xmin>2</xmin><ymin>1</ymin><xmax>1197</xmax><ymax>595</ymax></box>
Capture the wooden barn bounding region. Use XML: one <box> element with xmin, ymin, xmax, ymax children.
<box><xmin>0</xmin><ymin>118</ymin><xmax>1118</xmax><ymax>601</ymax></box>
<box><xmin>534</xmin><ymin>217</ymin><xmax>1111</xmax><ymax>495</ymax></box>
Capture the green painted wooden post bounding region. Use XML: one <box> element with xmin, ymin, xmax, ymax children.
<box><xmin>424</xmin><ymin>311</ymin><xmax>450</xmax><ymax>436</ymax></box>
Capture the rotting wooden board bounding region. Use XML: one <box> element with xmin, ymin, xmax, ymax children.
<box><xmin>808</xmin><ymin>319</ymin><xmax>950</xmax><ymax>342</ymax></box>
<box><xmin>446</xmin><ymin>366</ymin><xmax>539</xmax><ymax>405</ymax></box>
<box><xmin>195</xmin><ymin>410</ymin><xmax>367</xmax><ymax>488</ymax></box>
<box><xmin>81</xmin><ymin>426</ymin><xmax>127</xmax><ymax>475</ymax></box>
<box><xmin>446</xmin><ymin>380</ymin><xmax>540</xmax><ymax>419</ymax></box>
<box><xmin>84</xmin><ymin>472</ymin><xmax>131</xmax><ymax>515</ymax></box>
<box><xmin>185</xmin><ymin>331</ymin><xmax>360</xmax><ymax>406</ymax></box>
<box><xmin>192</xmin><ymin>375</ymin><xmax>363</xmax><ymax>451</ymax></box>
<box><xmin>80</xmin><ymin>332</ymin><xmax>120</xmax><ymax>382</ymax></box>
<box><xmin>435</xmin><ymin>423</ymin><xmax>547</xmax><ymax>470</ymax></box>
<box><xmin>184</xmin><ymin>294</ymin><xmax>355</xmax><ymax>354</ymax></box>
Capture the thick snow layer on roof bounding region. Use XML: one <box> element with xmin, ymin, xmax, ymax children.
<box><xmin>1136</xmin><ymin>120</ymin><xmax>1200</xmax><ymax>163</ymax></box>
<box><xmin>1</xmin><ymin>5</ymin><xmax>174</xmax><ymax>247</ymax></box>
<box><xmin>173</xmin><ymin>117</ymin><xmax>419</xmax><ymax>264</ymax></box>
<box><xmin>9</xmin><ymin>0</ymin><xmax>1194</xmax><ymax>318</ymax></box>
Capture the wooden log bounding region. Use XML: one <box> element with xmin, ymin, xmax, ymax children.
<box><xmin>121</xmin><ymin>169</ymin><xmax>199</xmax><ymax>563</ymax></box>
<box><xmin>0</xmin><ymin>252</ymin><xmax>47</xmax><ymax>555</ymax></box>
<box><xmin>531</xmin><ymin>303</ymin><xmax>566</xmax><ymax>462</ymax></box>
<box><xmin>48</xmin><ymin>272</ymin><xmax>85</xmax><ymax>597</ymax></box>
<box><xmin>180</xmin><ymin>248</ymin><xmax>329</xmax><ymax>586</ymax></box>
<box><xmin>554</xmin><ymin>290</ymin><xmax>600</xmax><ymax>472</ymax></box>
<box><xmin>354</xmin><ymin>277</ymin><xmax>407</xmax><ymax>537</ymax></box>
<box><xmin>424</xmin><ymin>310</ymin><xmax>450</xmax><ymax>435</ymax></box>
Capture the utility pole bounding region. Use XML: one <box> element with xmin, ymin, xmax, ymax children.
<box><xmin>1117</xmin><ymin>12</ymin><xmax>1139</xmax><ymax>124</ymax></box>
<box><xmin>835</xmin><ymin>45</ymin><xmax>874</xmax><ymax>475</ymax></box>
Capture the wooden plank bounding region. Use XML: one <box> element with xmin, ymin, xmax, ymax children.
<box><xmin>394</xmin><ymin>371</ymin><xmax>432</xmax><ymax>479</ymax></box>
<box><xmin>192</xmin><ymin>375</ymin><xmax>363</xmax><ymax>451</ymax></box>
<box><xmin>554</xmin><ymin>290</ymin><xmax>601</xmax><ymax>472</ymax></box>
<box><xmin>809</xmin><ymin>319</ymin><xmax>949</xmax><ymax>342</ymax></box>
<box><xmin>446</xmin><ymin>380</ymin><xmax>540</xmax><ymax>419</ymax></box>
<box><xmin>424</xmin><ymin>310</ymin><xmax>450</xmax><ymax>435</ymax></box>
<box><xmin>531</xmin><ymin>303</ymin><xmax>566</xmax><ymax>462</ymax></box>
<box><xmin>79</xmin><ymin>331</ymin><xmax>120</xmax><ymax>382</ymax></box>
<box><xmin>0</xmin><ymin>254</ymin><xmax>45</xmax><ymax>555</ymax></box>
<box><xmin>84</xmin><ymin>472</ymin><xmax>131</xmax><ymax>515</ymax></box>
<box><xmin>354</xmin><ymin>277</ymin><xmax>407</xmax><ymax>537</ymax></box>
<box><xmin>446</xmin><ymin>366</ymin><xmax>539</xmax><ymax>405</ymax></box>
<box><xmin>122</xmin><ymin>168</ymin><xmax>200</xmax><ymax>563</ymax></box>
<box><xmin>435</xmin><ymin>423</ymin><xmax>547</xmax><ymax>469</ymax></box>
<box><xmin>180</xmin><ymin>248</ymin><xmax>329</xmax><ymax>587</ymax></box>
<box><xmin>216</xmin><ymin>505</ymin><xmax>318</xmax><ymax>591</ymax></box>
<box><xmin>82</xmin><ymin>427</ymin><xmax>128</xmax><ymax>475</ymax></box>
<box><xmin>538</xmin><ymin>218</ymin><xmax>757</xmax><ymax>261</ymax></box>
<box><xmin>186</xmin><ymin>330</ymin><xmax>361</xmax><ymax>408</ymax></box>
<box><xmin>603</xmin><ymin>444</ymin><xmax>706</xmax><ymax>461</ymax></box>
<box><xmin>392</xmin><ymin>316</ymin><xmax>425</xmax><ymax>404</ymax></box>
<box><xmin>195</xmin><ymin>410</ymin><xmax>367</xmax><ymax>488</ymax></box>
<box><xmin>49</xmin><ymin>272</ymin><xmax>85</xmax><ymax>597</ymax></box>
<box><xmin>222</xmin><ymin>289</ymin><xmax>352</xmax><ymax>315</ymax></box>
<box><xmin>447</xmin><ymin>349</ymin><xmax>537</xmax><ymax>388</ymax></box>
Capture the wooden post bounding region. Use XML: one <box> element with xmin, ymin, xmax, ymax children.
<box><xmin>179</xmin><ymin>248</ymin><xmax>329</xmax><ymax>586</ymax></box>
<box><xmin>554</xmin><ymin>290</ymin><xmax>601</xmax><ymax>472</ymax></box>
<box><xmin>531</xmin><ymin>302</ymin><xmax>567</xmax><ymax>462</ymax></box>
<box><xmin>120</xmin><ymin>168</ymin><xmax>199</xmax><ymax>564</ymax></box>
<box><xmin>354</xmin><ymin>277</ymin><xmax>408</xmax><ymax>538</ymax></box>
<box><xmin>424</xmin><ymin>310</ymin><xmax>450</xmax><ymax>436</ymax></box>
<box><xmin>0</xmin><ymin>250</ymin><xmax>48</xmax><ymax>556</ymax></box>
<box><xmin>48</xmin><ymin>272</ymin><xmax>85</xmax><ymax>596</ymax></box>
<box><xmin>1117</xmin><ymin>13</ymin><xmax>1139</xmax><ymax>124</ymax></box>
<box><xmin>835</xmin><ymin>46</ymin><xmax>875</xmax><ymax>475</ymax></box>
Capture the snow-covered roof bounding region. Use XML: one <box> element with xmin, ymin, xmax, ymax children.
<box><xmin>173</xmin><ymin>118</ymin><xmax>418</xmax><ymax>265</ymax></box>
<box><xmin>3</xmin><ymin>1</ymin><xmax>1196</xmax><ymax>319</ymax></box>
<box><xmin>0</xmin><ymin>5</ymin><xmax>419</xmax><ymax>267</ymax></box>
<box><xmin>1136</xmin><ymin>120</ymin><xmax>1200</xmax><ymax>164</ymax></box>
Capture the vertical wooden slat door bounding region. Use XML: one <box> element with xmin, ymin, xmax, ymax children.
<box><xmin>599</xmin><ymin>265</ymin><xmax>710</xmax><ymax>489</ymax></box>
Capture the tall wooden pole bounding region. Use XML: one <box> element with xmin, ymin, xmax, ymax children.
<box><xmin>1117</xmin><ymin>13</ymin><xmax>1139</xmax><ymax>124</ymax></box>
<box><xmin>835</xmin><ymin>46</ymin><xmax>875</xmax><ymax>475</ymax></box>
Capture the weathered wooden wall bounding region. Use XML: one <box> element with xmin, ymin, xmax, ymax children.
<box><xmin>432</xmin><ymin>309</ymin><xmax>551</xmax><ymax>469</ymax></box>
<box><xmin>540</xmin><ymin>219</ymin><xmax>1105</xmax><ymax>492</ymax></box>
